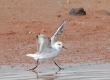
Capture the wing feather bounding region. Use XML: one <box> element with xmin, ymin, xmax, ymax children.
<box><xmin>36</xmin><ymin>19</ymin><xmax>67</xmax><ymax>54</ymax></box>
<box><xmin>51</xmin><ymin>19</ymin><xmax>67</xmax><ymax>45</ymax></box>
<box><xmin>37</xmin><ymin>34</ymin><xmax>51</xmax><ymax>54</ymax></box>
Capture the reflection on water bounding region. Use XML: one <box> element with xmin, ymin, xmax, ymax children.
<box><xmin>0</xmin><ymin>63</ymin><xmax>110</xmax><ymax>80</ymax></box>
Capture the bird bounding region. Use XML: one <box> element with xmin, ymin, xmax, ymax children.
<box><xmin>26</xmin><ymin>19</ymin><xmax>67</xmax><ymax>70</ymax></box>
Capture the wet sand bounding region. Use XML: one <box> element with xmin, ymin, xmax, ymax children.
<box><xmin>0</xmin><ymin>63</ymin><xmax>110</xmax><ymax>80</ymax></box>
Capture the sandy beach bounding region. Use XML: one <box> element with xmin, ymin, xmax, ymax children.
<box><xmin>0</xmin><ymin>0</ymin><xmax>110</xmax><ymax>65</ymax></box>
<box><xmin>0</xmin><ymin>0</ymin><xmax>110</xmax><ymax>79</ymax></box>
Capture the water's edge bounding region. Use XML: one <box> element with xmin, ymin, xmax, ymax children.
<box><xmin>0</xmin><ymin>63</ymin><xmax>110</xmax><ymax>80</ymax></box>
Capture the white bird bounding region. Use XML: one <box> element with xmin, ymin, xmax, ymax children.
<box><xmin>26</xmin><ymin>19</ymin><xmax>67</xmax><ymax>70</ymax></box>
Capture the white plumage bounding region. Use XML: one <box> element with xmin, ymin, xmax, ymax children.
<box><xmin>26</xmin><ymin>19</ymin><xmax>67</xmax><ymax>70</ymax></box>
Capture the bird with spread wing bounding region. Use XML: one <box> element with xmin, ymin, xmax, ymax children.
<box><xmin>26</xmin><ymin>19</ymin><xmax>67</xmax><ymax>70</ymax></box>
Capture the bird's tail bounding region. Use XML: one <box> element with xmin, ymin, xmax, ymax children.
<box><xmin>26</xmin><ymin>53</ymin><xmax>38</xmax><ymax>60</ymax></box>
<box><xmin>26</xmin><ymin>53</ymin><xmax>37</xmax><ymax>58</ymax></box>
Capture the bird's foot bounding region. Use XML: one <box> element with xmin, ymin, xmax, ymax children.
<box><xmin>27</xmin><ymin>68</ymin><xmax>36</xmax><ymax>72</ymax></box>
<box><xmin>59</xmin><ymin>68</ymin><xmax>64</xmax><ymax>70</ymax></box>
<box><xmin>56</xmin><ymin>68</ymin><xmax>64</xmax><ymax>74</ymax></box>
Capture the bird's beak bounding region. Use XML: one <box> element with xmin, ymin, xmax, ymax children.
<box><xmin>62</xmin><ymin>46</ymin><xmax>67</xmax><ymax>49</ymax></box>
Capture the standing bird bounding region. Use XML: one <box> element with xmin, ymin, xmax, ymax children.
<box><xmin>26</xmin><ymin>19</ymin><xmax>67</xmax><ymax>70</ymax></box>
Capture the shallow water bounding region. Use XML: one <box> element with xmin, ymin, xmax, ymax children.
<box><xmin>0</xmin><ymin>63</ymin><xmax>110</xmax><ymax>80</ymax></box>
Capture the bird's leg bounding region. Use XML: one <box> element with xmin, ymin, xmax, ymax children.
<box><xmin>29</xmin><ymin>59</ymin><xmax>39</xmax><ymax>70</ymax></box>
<box><xmin>52</xmin><ymin>59</ymin><xmax>64</xmax><ymax>70</ymax></box>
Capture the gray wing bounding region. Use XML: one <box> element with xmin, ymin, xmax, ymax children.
<box><xmin>51</xmin><ymin>19</ymin><xmax>67</xmax><ymax>45</ymax></box>
<box><xmin>37</xmin><ymin>34</ymin><xmax>52</xmax><ymax>54</ymax></box>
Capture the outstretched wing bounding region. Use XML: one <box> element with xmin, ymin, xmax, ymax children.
<box><xmin>51</xmin><ymin>19</ymin><xmax>67</xmax><ymax>45</ymax></box>
<box><xmin>37</xmin><ymin>34</ymin><xmax>52</xmax><ymax>54</ymax></box>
